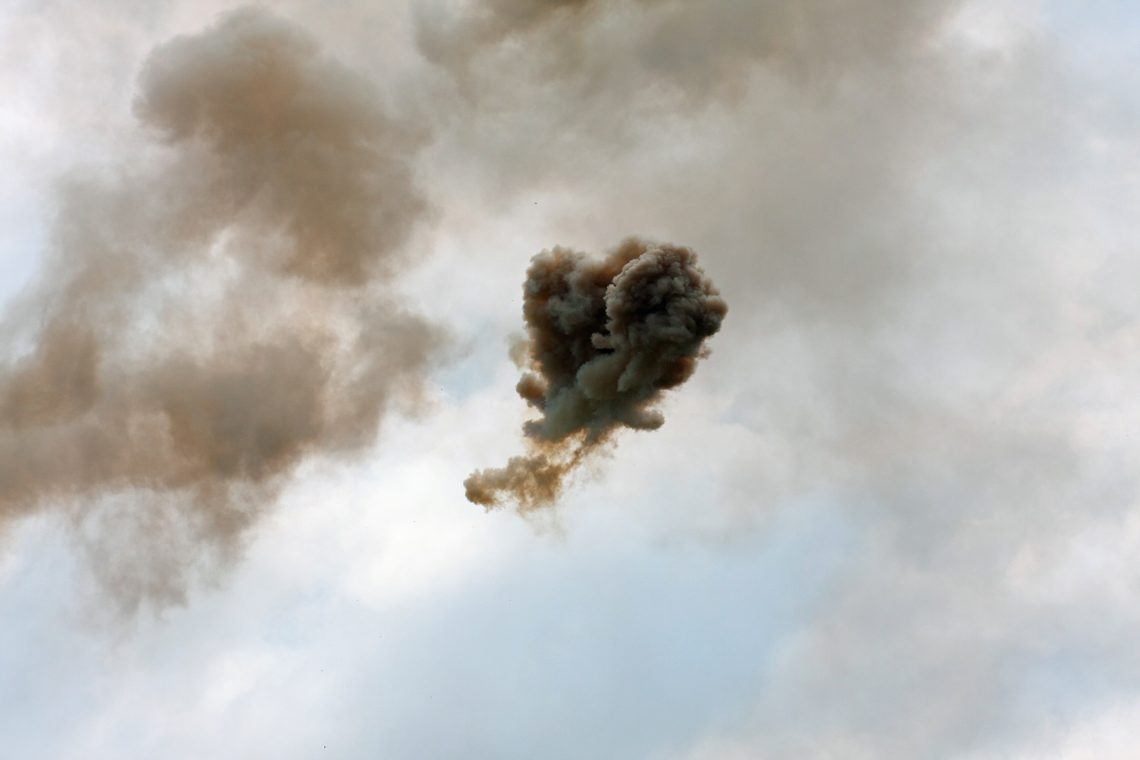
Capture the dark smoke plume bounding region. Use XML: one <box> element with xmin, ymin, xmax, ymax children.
<box><xmin>465</xmin><ymin>239</ymin><xmax>726</xmax><ymax>510</ymax></box>
<box><xmin>0</xmin><ymin>7</ymin><xmax>443</xmax><ymax>612</ymax></box>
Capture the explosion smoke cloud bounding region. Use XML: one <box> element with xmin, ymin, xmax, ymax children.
<box><xmin>0</xmin><ymin>7</ymin><xmax>443</xmax><ymax>612</ymax></box>
<box><xmin>465</xmin><ymin>239</ymin><xmax>726</xmax><ymax>510</ymax></box>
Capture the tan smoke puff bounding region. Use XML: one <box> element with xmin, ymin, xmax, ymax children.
<box><xmin>466</xmin><ymin>239</ymin><xmax>726</xmax><ymax>510</ymax></box>
<box><xmin>0</xmin><ymin>6</ymin><xmax>444</xmax><ymax>613</ymax></box>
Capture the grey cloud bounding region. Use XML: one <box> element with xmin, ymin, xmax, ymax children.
<box><xmin>415</xmin><ymin>0</ymin><xmax>954</xmax><ymax>100</ymax></box>
<box><xmin>417</xmin><ymin>1</ymin><xmax>1140</xmax><ymax>757</ymax></box>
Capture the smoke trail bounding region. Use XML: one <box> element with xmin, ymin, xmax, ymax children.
<box><xmin>0</xmin><ymin>7</ymin><xmax>444</xmax><ymax>612</ymax></box>
<box><xmin>465</xmin><ymin>239</ymin><xmax>726</xmax><ymax>510</ymax></box>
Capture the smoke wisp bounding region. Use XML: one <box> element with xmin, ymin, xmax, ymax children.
<box><xmin>0</xmin><ymin>6</ymin><xmax>444</xmax><ymax>612</ymax></box>
<box><xmin>415</xmin><ymin>0</ymin><xmax>951</xmax><ymax>102</ymax></box>
<box><xmin>465</xmin><ymin>238</ymin><xmax>725</xmax><ymax>510</ymax></box>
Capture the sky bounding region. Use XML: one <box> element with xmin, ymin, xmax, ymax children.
<box><xmin>0</xmin><ymin>1</ymin><xmax>1138</xmax><ymax>758</ymax></box>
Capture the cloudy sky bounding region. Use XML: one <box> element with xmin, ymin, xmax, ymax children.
<box><xmin>1</xmin><ymin>1</ymin><xmax>1138</xmax><ymax>757</ymax></box>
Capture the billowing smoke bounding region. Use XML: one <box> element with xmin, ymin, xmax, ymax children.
<box><xmin>0</xmin><ymin>7</ymin><xmax>444</xmax><ymax>612</ymax></box>
<box><xmin>465</xmin><ymin>239</ymin><xmax>726</xmax><ymax>510</ymax></box>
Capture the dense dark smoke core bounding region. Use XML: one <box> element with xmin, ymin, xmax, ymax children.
<box><xmin>466</xmin><ymin>239</ymin><xmax>726</xmax><ymax>510</ymax></box>
<box><xmin>0</xmin><ymin>7</ymin><xmax>442</xmax><ymax>612</ymax></box>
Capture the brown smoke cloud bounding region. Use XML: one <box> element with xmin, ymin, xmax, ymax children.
<box><xmin>465</xmin><ymin>239</ymin><xmax>726</xmax><ymax>510</ymax></box>
<box><xmin>0</xmin><ymin>6</ymin><xmax>443</xmax><ymax>612</ymax></box>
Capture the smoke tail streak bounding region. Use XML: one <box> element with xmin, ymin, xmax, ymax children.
<box><xmin>467</xmin><ymin>238</ymin><xmax>726</xmax><ymax>510</ymax></box>
<box><xmin>464</xmin><ymin>438</ymin><xmax>592</xmax><ymax>512</ymax></box>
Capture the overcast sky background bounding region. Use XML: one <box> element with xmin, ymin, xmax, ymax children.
<box><xmin>1</xmin><ymin>1</ymin><xmax>1139</xmax><ymax>758</ymax></box>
